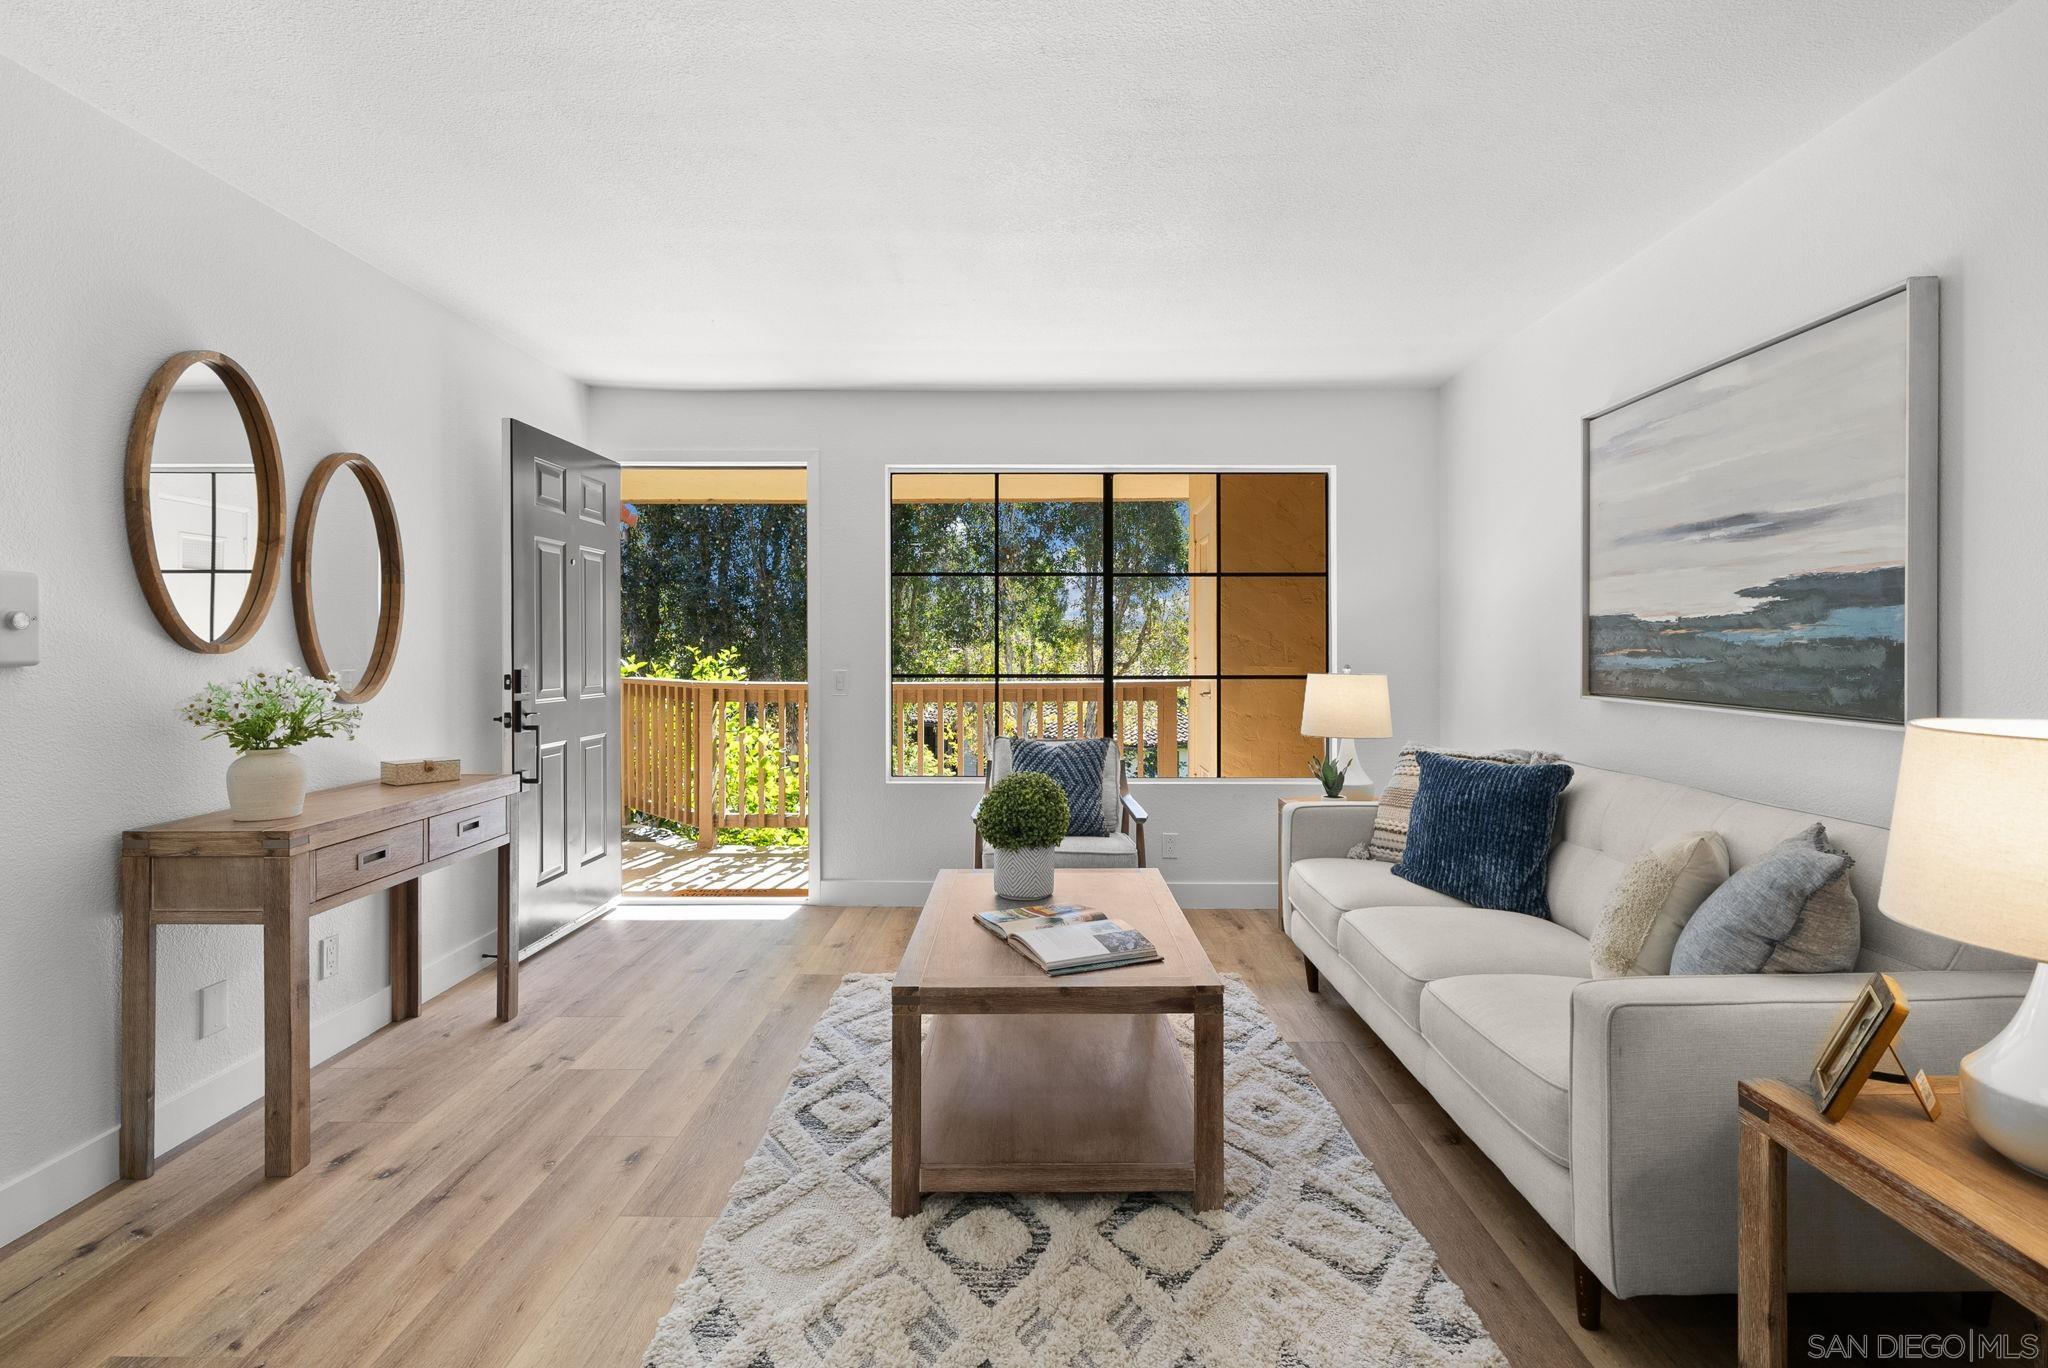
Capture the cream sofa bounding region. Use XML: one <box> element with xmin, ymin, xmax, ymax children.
<box><xmin>1280</xmin><ymin>762</ymin><xmax>2032</xmax><ymax>1326</ymax></box>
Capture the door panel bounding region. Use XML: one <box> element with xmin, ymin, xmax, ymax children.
<box><xmin>579</xmin><ymin>549</ymin><xmax>609</xmax><ymax>697</ymax></box>
<box><xmin>536</xmin><ymin>739</ymin><xmax>568</xmax><ymax>882</ymax></box>
<box><xmin>509</xmin><ymin>421</ymin><xmax>620</xmax><ymax>955</ymax></box>
<box><xmin>581</xmin><ymin>733</ymin><xmax>609</xmax><ymax>864</ymax></box>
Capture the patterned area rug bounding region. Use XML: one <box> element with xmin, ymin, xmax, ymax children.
<box><xmin>644</xmin><ymin>973</ymin><xmax>1503</xmax><ymax>1367</ymax></box>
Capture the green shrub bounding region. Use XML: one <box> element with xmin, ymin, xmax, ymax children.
<box><xmin>978</xmin><ymin>771</ymin><xmax>1069</xmax><ymax>851</ymax></box>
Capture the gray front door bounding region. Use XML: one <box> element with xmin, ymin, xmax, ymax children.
<box><xmin>507</xmin><ymin>420</ymin><xmax>621</xmax><ymax>955</ymax></box>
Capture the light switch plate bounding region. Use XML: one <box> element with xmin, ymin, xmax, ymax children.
<box><xmin>199</xmin><ymin>980</ymin><xmax>228</xmax><ymax>1038</ymax></box>
<box><xmin>831</xmin><ymin>667</ymin><xmax>849</xmax><ymax>695</ymax></box>
<box><xmin>0</xmin><ymin>571</ymin><xmax>38</xmax><ymax>666</ymax></box>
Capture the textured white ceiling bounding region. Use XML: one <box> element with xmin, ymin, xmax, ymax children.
<box><xmin>0</xmin><ymin>1</ymin><xmax>2012</xmax><ymax>386</ymax></box>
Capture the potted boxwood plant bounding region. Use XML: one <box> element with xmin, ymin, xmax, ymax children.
<box><xmin>979</xmin><ymin>770</ymin><xmax>1069</xmax><ymax>901</ymax></box>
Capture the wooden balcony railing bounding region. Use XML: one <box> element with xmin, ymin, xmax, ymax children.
<box><xmin>889</xmin><ymin>680</ymin><xmax>1188</xmax><ymax>778</ymax></box>
<box><xmin>624</xmin><ymin>677</ymin><xmax>1191</xmax><ymax>847</ymax></box>
<box><xmin>622</xmin><ymin>678</ymin><xmax>807</xmax><ymax>850</ymax></box>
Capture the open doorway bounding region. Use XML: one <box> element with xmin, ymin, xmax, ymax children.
<box><xmin>618</xmin><ymin>466</ymin><xmax>808</xmax><ymax>897</ymax></box>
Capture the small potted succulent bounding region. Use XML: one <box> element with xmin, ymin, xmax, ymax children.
<box><xmin>979</xmin><ymin>770</ymin><xmax>1070</xmax><ymax>901</ymax></box>
<box><xmin>1309</xmin><ymin>752</ymin><xmax>1348</xmax><ymax>799</ymax></box>
<box><xmin>182</xmin><ymin>666</ymin><xmax>364</xmax><ymax>820</ymax></box>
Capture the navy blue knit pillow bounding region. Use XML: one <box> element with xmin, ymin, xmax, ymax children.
<box><xmin>1392</xmin><ymin>752</ymin><xmax>1575</xmax><ymax>917</ymax></box>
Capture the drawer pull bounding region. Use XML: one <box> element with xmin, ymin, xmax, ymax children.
<box><xmin>457</xmin><ymin>817</ymin><xmax>483</xmax><ymax>835</ymax></box>
<box><xmin>356</xmin><ymin>846</ymin><xmax>391</xmax><ymax>871</ymax></box>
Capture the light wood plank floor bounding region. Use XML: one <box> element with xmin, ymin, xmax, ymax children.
<box><xmin>0</xmin><ymin>906</ymin><xmax>2028</xmax><ymax>1367</ymax></box>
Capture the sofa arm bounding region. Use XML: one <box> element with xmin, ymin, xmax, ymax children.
<box><xmin>1280</xmin><ymin>799</ymin><xmax>1378</xmax><ymax>866</ymax></box>
<box><xmin>1570</xmin><ymin>970</ymin><xmax>2030</xmax><ymax>1298</ymax></box>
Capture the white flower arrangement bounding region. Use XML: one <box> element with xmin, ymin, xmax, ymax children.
<box><xmin>181</xmin><ymin>666</ymin><xmax>364</xmax><ymax>754</ymax></box>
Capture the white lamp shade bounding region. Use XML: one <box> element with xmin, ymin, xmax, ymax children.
<box><xmin>1879</xmin><ymin>718</ymin><xmax>2048</xmax><ymax>963</ymax></box>
<box><xmin>1300</xmin><ymin>673</ymin><xmax>1392</xmax><ymax>740</ymax></box>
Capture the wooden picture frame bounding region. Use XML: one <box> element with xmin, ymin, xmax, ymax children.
<box><xmin>291</xmin><ymin>452</ymin><xmax>405</xmax><ymax>702</ymax></box>
<box><xmin>1813</xmin><ymin>972</ymin><xmax>1910</xmax><ymax>1122</ymax></box>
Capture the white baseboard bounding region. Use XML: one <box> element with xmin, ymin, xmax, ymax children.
<box><xmin>810</xmin><ymin>877</ymin><xmax>1276</xmax><ymax>910</ymax></box>
<box><xmin>0</xmin><ymin>926</ymin><xmax>499</xmax><ymax>1249</ymax></box>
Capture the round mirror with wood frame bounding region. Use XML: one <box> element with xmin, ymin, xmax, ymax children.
<box><xmin>291</xmin><ymin>452</ymin><xmax>404</xmax><ymax>703</ymax></box>
<box><xmin>124</xmin><ymin>351</ymin><xmax>287</xmax><ymax>652</ymax></box>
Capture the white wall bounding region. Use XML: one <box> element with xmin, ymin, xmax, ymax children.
<box><xmin>588</xmin><ymin>386</ymin><xmax>1439</xmax><ymax>906</ymax></box>
<box><xmin>0</xmin><ymin>57</ymin><xmax>583</xmax><ymax>1244</ymax></box>
<box><xmin>1438</xmin><ymin>0</ymin><xmax>2048</xmax><ymax>827</ymax></box>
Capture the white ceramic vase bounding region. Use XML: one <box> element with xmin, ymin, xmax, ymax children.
<box><xmin>226</xmin><ymin>747</ymin><xmax>308</xmax><ymax>821</ymax></box>
<box><xmin>1960</xmin><ymin>961</ymin><xmax>2048</xmax><ymax>1176</ymax></box>
<box><xmin>992</xmin><ymin>844</ymin><xmax>1056</xmax><ymax>901</ymax></box>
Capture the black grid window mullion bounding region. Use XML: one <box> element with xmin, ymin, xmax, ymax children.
<box><xmin>1099</xmin><ymin>472</ymin><xmax>1113</xmax><ymax>746</ymax></box>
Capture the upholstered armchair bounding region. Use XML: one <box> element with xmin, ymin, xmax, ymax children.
<box><xmin>971</xmin><ymin>736</ymin><xmax>1148</xmax><ymax>868</ymax></box>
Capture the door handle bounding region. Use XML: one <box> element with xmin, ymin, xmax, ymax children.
<box><xmin>504</xmin><ymin>665</ymin><xmax>541</xmax><ymax>788</ymax></box>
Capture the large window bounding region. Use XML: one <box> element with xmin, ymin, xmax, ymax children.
<box><xmin>889</xmin><ymin>471</ymin><xmax>1328</xmax><ymax>777</ymax></box>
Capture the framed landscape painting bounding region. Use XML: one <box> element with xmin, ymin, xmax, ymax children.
<box><xmin>1582</xmin><ymin>278</ymin><xmax>1938</xmax><ymax>724</ymax></box>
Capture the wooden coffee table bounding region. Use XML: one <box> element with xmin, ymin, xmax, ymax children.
<box><xmin>891</xmin><ymin>867</ymin><xmax>1225</xmax><ymax>1216</ymax></box>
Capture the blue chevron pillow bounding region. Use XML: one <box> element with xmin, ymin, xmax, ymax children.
<box><xmin>1393</xmin><ymin>751</ymin><xmax>1574</xmax><ymax>917</ymax></box>
<box><xmin>1010</xmin><ymin>737</ymin><xmax>1116</xmax><ymax>837</ymax></box>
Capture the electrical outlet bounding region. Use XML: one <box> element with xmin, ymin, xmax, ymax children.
<box><xmin>319</xmin><ymin>933</ymin><xmax>341</xmax><ymax>980</ymax></box>
<box><xmin>831</xmin><ymin>667</ymin><xmax>849</xmax><ymax>695</ymax></box>
<box><xmin>1160</xmin><ymin>832</ymin><xmax>1180</xmax><ymax>860</ymax></box>
<box><xmin>198</xmin><ymin>980</ymin><xmax>228</xmax><ymax>1038</ymax></box>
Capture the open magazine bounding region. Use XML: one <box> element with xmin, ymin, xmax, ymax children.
<box><xmin>975</xmin><ymin>903</ymin><xmax>1162</xmax><ymax>975</ymax></box>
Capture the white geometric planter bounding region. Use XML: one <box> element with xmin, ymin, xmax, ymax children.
<box><xmin>992</xmin><ymin>845</ymin><xmax>1056</xmax><ymax>901</ymax></box>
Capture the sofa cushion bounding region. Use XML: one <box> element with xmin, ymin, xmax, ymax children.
<box><xmin>1337</xmin><ymin>905</ymin><xmax>1591</xmax><ymax>1033</ymax></box>
<box><xmin>1288</xmin><ymin>857</ymin><xmax>1468</xmax><ymax>949</ymax></box>
<box><xmin>1425</xmin><ymin>970</ymin><xmax>1581</xmax><ymax>1163</ymax></box>
<box><xmin>1421</xmin><ymin>975</ymin><xmax>1578</xmax><ymax>1166</ymax></box>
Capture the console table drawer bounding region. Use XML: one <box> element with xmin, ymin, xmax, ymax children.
<box><xmin>314</xmin><ymin>822</ymin><xmax>425</xmax><ymax>900</ymax></box>
<box><xmin>429</xmin><ymin>797</ymin><xmax>507</xmax><ymax>861</ymax></box>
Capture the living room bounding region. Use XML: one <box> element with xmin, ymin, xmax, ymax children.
<box><xmin>2</xmin><ymin>2</ymin><xmax>2046</xmax><ymax>1365</ymax></box>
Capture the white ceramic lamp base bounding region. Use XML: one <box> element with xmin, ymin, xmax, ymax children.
<box><xmin>1961</xmin><ymin>961</ymin><xmax>2048</xmax><ymax>1177</ymax></box>
<box><xmin>1330</xmin><ymin>739</ymin><xmax>1373</xmax><ymax>795</ymax></box>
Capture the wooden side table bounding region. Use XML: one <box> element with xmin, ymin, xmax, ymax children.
<box><xmin>1737</xmin><ymin>1076</ymin><xmax>2048</xmax><ymax>1367</ymax></box>
<box><xmin>121</xmin><ymin>774</ymin><xmax>522</xmax><ymax>1180</ymax></box>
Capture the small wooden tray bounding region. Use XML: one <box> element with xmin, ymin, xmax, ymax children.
<box><xmin>380</xmin><ymin>758</ymin><xmax>462</xmax><ymax>786</ymax></box>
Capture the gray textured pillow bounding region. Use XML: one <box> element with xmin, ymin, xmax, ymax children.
<box><xmin>1670</xmin><ymin>824</ymin><xmax>1861</xmax><ymax>975</ymax></box>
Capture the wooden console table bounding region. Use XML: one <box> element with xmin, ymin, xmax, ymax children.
<box><xmin>120</xmin><ymin>773</ymin><xmax>522</xmax><ymax>1180</ymax></box>
<box><xmin>1737</xmin><ymin>1076</ymin><xmax>2048</xmax><ymax>1367</ymax></box>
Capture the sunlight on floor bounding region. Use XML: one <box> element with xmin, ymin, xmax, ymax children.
<box><xmin>622</xmin><ymin>838</ymin><xmax>809</xmax><ymax>897</ymax></box>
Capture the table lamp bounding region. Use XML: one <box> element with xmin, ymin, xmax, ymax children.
<box><xmin>1301</xmin><ymin>671</ymin><xmax>1392</xmax><ymax>797</ymax></box>
<box><xmin>1879</xmin><ymin>718</ymin><xmax>2048</xmax><ymax>1174</ymax></box>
